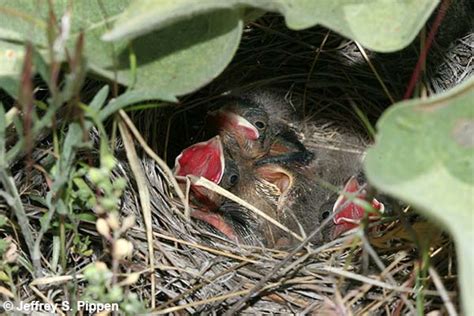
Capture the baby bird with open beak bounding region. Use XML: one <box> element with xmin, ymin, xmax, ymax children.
<box><xmin>209</xmin><ymin>95</ymin><xmax>314</xmax><ymax>167</ymax></box>
<box><xmin>174</xmin><ymin>136</ymin><xmax>242</xmax><ymax>242</ymax></box>
<box><xmin>330</xmin><ymin>176</ymin><xmax>385</xmax><ymax>238</ymax></box>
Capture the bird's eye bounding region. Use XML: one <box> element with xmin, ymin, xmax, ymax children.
<box><xmin>229</xmin><ymin>174</ymin><xmax>239</xmax><ymax>185</ymax></box>
<box><xmin>254</xmin><ymin>121</ymin><xmax>266</xmax><ymax>129</ymax></box>
<box><xmin>321</xmin><ymin>211</ymin><xmax>330</xmax><ymax>220</ymax></box>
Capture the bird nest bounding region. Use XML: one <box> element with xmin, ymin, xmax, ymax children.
<box><xmin>2</xmin><ymin>7</ymin><xmax>472</xmax><ymax>315</ymax></box>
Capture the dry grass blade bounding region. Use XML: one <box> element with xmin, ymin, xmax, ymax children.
<box><xmin>225</xmin><ymin>209</ymin><xmax>339</xmax><ymax>315</ymax></box>
<box><xmin>0</xmin><ymin>286</ymin><xmax>14</xmax><ymax>298</ymax></box>
<box><xmin>429</xmin><ymin>267</ymin><xmax>458</xmax><ymax>316</ymax></box>
<box><xmin>355</xmin><ymin>41</ymin><xmax>395</xmax><ymax>104</ymax></box>
<box><xmin>29</xmin><ymin>285</ymin><xmax>66</xmax><ymax>316</ymax></box>
<box><xmin>189</xmin><ymin>175</ymin><xmax>304</xmax><ymax>242</ymax></box>
<box><xmin>152</xmin><ymin>282</ymin><xmax>281</xmax><ymax>315</ymax></box>
<box><xmin>118</xmin><ymin>114</ymin><xmax>156</xmax><ymax>309</ymax></box>
<box><xmin>322</xmin><ymin>267</ymin><xmax>414</xmax><ymax>293</ymax></box>
<box><xmin>119</xmin><ymin>110</ymin><xmax>186</xmax><ymax>206</ymax></box>
<box><xmin>360</xmin><ymin>233</ymin><xmax>416</xmax><ymax>314</ymax></box>
<box><xmin>156</xmin><ymin>261</ymin><xmax>249</xmax><ymax>311</ymax></box>
<box><xmin>5</xmin><ymin>107</ymin><xmax>19</xmax><ymax>127</ymax></box>
<box><xmin>344</xmin><ymin>251</ymin><xmax>408</xmax><ymax>306</ymax></box>
<box><xmin>30</xmin><ymin>275</ymin><xmax>84</xmax><ymax>286</ymax></box>
<box><xmin>151</xmin><ymin>289</ymin><xmax>250</xmax><ymax>315</ymax></box>
<box><xmin>150</xmin><ymin>230</ymin><xmax>258</xmax><ymax>264</ymax></box>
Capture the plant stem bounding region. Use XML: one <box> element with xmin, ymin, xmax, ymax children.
<box><xmin>60</xmin><ymin>215</ymin><xmax>66</xmax><ymax>271</ymax></box>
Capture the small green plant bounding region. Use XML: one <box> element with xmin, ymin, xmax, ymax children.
<box><xmin>0</xmin><ymin>216</ymin><xmax>19</xmax><ymax>301</ymax></box>
<box><xmin>81</xmin><ymin>261</ymin><xmax>145</xmax><ymax>315</ymax></box>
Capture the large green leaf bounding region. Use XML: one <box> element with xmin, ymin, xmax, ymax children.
<box><xmin>364</xmin><ymin>78</ymin><xmax>474</xmax><ymax>315</ymax></box>
<box><xmin>0</xmin><ymin>40</ymin><xmax>24</xmax><ymax>97</ymax></box>
<box><xmin>0</xmin><ymin>1</ymin><xmax>241</xmax><ymax>98</ymax></box>
<box><xmin>111</xmin><ymin>10</ymin><xmax>242</xmax><ymax>97</ymax></box>
<box><xmin>0</xmin><ymin>1</ymin><xmax>129</xmax><ymax>61</ymax></box>
<box><xmin>103</xmin><ymin>0</ymin><xmax>439</xmax><ymax>52</ymax></box>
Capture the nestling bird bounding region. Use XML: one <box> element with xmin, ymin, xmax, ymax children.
<box><xmin>209</xmin><ymin>94</ymin><xmax>314</xmax><ymax>167</ymax></box>
<box><xmin>330</xmin><ymin>176</ymin><xmax>385</xmax><ymax>238</ymax></box>
<box><xmin>174</xmin><ymin>136</ymin><xmax>242</xmax><ymax>242</ymax></box>
<box><xmin>174</xmin><ymin>136</ymin><xmax>239</xmax><ymax>209</ymax></box>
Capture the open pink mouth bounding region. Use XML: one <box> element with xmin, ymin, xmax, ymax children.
<box><xmin>332</xmin><ymin>176</ymin><xmax>384</xmax><ymax>237</ymax></box>
<box><xmin>174</xmin><ymin>135</ymin><xmax>225</xmax><ymax>184</ymax></box>
<box><xmin>210</xmin><ymin>108</ymin><xmax>260</xmax><ymax>141</ymax></box>
<box><xmin>174</xmin><ymin>136</ymin><xmax>239</xmax><ymax>242</ymax></box>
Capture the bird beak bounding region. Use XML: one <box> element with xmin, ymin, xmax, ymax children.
<box><xmin>209</xmin><ymin>108</ymin><xmax>260</xmax><ymax>141</ymax></box>
<box><xmin>332</xmin><ymin>176</ymin><xmax>384</xmax><ymax>236</ymax></box>
<box><xmin>255</xmin><ymin>165</ymin><xmax>292</xmax><ymax>196</ymax></box>
<box><xmin>174</xmin><ymin>136</ymin><xmax>225</xmax><ymax>184</ymax></box>
<box><xmin>332</xmin><ymin>176</ymin><xmax>361</xmax><ymax>225</ymax></box>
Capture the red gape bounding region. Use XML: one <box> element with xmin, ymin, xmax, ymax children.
<box><xmin>174</xmin><ymin>136</ymin><xmax>238</xmax><ymax>241</ymax></box>
<box><xmin>174</xmin><ymin>136</ymin><xmax>225</xmax><ymax>184</ymax></box>
<box><xmin>332</xmin><ymin>176</ymin><xmax>384</xmax><ymax>238</ymax></box>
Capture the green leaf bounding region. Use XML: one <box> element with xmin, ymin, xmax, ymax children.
<box><xmin>0</xmin><ymin>102</ymin><xmax>6</xmax><ymax>162</ymax></box>
<box><xmin>0</xmin><ymin>40</ymin><xmax>24</xmax><ymax>97</ymax></box>
<box><xmin>0</xmin><ymin>1</ymin><xmax>242</xmax><ymax>98</ymax></box>
<box><xmin>0</xmin><ymin>238</ymin><xmax>7</xmax><ymax>254</ymax></box>
<box><xmin>99</xmin><ymin>89</ymin><xmax>177</xmax><ymax>121</ymax></box>
<box><xmin>89</xmin><ymin>86</ymin><xmax>110</xmax><ymax>111</ymax></box>
<box><xmin>101</xmin><ymin>0</ymin><xmax>245</xmax><ymax>41</ymax></box>
<box><xmin>0</xmin><ymin>0</ymin><xmax>128</xmax><ymax>63</ymax></box>
<box><xmin>0</xmin><ymin>270</ymin><xmax>9</xmax><ymax>282</ymax></box>
<box><xmin>104</xmin><ymin>0</ymin><xmax>438</xmax><ymax>52</ymax></box>
<box><xmin>110</xmin><ymin>9</ymin><xmax>242</xmax><ymax>96</ymax></box>
<box><xmin>76</xmin><ymin>212</ymin><xmax>96</xmax><ymax>223</ymax></box>
<box><xmin>61</xmin><ymin>123</ymin><xmax>85</xmax><ymax>168</ymax></box>
<box><xmin>0</xmin><ymin>214</ymin><xmax>7</xmax><ymax>227</ymax></box>
<box><xmin>282</xmin><ymin>0</ymin><xmax>438</xmax><ymax>52</ymax></box>
<box><xmin>364</xmin><ymin>78</ymin><xmax>474</xmax><ymax>315</ymax></box>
